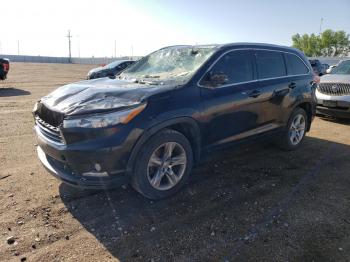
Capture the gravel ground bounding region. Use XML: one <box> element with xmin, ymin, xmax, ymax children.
<box><xmin>1</xmin><ymin>62</ymin><xmax>350</xmax><ymax>262</ymax></box>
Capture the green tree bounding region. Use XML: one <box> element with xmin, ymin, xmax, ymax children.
<box><xmin>292</xmin><ymin>29</ymin><xmax>350</xmax><ymax>57</ymax></box>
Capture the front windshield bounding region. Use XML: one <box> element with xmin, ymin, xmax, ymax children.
<box><xmin>331</xmin><ymin>60</ymin><xmax>350</xmax><ymax>75</ymax></box>
<box><xmin>119</xmin><ymin>46</ymin><xmax>217</xmax><ymax>84</ymax></box>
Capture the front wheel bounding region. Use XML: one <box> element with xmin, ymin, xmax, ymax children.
<box><xmin>131</xmin><ymin>129</ymin><xmax>193</xmax><ymax>200</ymax></box>
<box><xmin>276</xmin><ymin>107</ymin><xmax>308</xmax><ymax>151</ymax></box>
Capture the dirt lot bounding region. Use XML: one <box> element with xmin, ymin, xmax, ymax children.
<box><xmin>0</xmin><ymin>62</ymin><xmax>350</xmax><ymax>262</ymax></box>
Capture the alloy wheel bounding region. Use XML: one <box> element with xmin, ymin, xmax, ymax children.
<box><xmin>289</xmin><ymin>114</ymin><xmax>306</xmax><ymax>146</ymax></box>
<box><xmin>147</xmin><ymin>142</ymin><xmax>187</xmax><ymax>191</ymax></box>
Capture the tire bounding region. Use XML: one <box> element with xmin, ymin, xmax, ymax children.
<box><xmin>276</xmin><ymin>107</ymin><xmax>308</xmax><ymax>151</ymax></box>
<box><xmin>131</xmin><ymin>129</ymin><xmax>193</xmax><ymax>200</ymax></box>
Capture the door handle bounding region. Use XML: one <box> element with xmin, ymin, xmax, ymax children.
<box><xmin>289</xmin><ymin>82</ymin><xmax>297</xmax><ymax>89</ymax></box>
<box><xmin>248</xmin><ymin>89</ymin><xmax>261</xmax><ymax>98</ymax></box>
<box><xmin>273</xmin><ymin>88</ymin><xmax>290</xmax><ymax>97</ymax></box>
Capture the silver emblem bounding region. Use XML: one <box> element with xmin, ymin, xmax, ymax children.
<box><xmin>331</xmin><ymin>85</ymin><xmax>339</xmax><ymax>91</ymax></box>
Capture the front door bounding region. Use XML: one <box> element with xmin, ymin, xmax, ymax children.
<box><xmin>199</xmin><ymin>49</ymin><xmax>266</xmax><ymax>146</ymax></box>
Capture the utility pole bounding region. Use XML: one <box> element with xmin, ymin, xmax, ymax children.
<box><xmin>66</xmin><ymin>30</ymin><xmax>72</xmax><ymax>63</ymax></box>
<box><xmin>77</xmin><ymin>34</ymin><xmax>80</xmax><ymax>58</ymax></box>
<box><xmin>319</xmin><ymin>18</ymin><xmax>324</xmax><ymax>35</ymax></box>
<box><xmin>114</xmin><ymin>40</ymin><xmax>116</xmax><ymax>58</ymax></box>
<box><xmin>17</xmin><ymin>40</ymin><xmax>20</xmax><ymax>55</ymax></box>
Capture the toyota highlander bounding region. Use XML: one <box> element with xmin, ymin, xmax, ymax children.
<box><xmin>34</xmin><ymin>43</ymin><xmax>316</xmax><ymax>199</ymax></box>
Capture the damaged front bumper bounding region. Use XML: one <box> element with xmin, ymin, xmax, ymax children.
<box><xmin>37</xmin><ymin>146</ymin><xmax>128</xmax><ymax>189</ymax></box>
<box><xmin>34</xmin><ymin>124</ymin><xmax>138</xmax><ymax>189</ymax></box>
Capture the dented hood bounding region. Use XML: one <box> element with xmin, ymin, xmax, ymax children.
<box><xmin>40</xmin><ymin>77</ymin><xmax>175</xmax><ymax>116</ymax></box>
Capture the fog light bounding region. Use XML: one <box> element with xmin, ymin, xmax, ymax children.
<box><xmin>94</xmin><ymin>163</ymin><xmax>101</xmax><ymax>172</ymax></box>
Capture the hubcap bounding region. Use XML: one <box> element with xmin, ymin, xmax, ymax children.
<box><xmin>147</xmin><ymin>142</ymin><xmax>187</xmax><ymax>191</ymax></box>
<box><xmin>289</xmin><ymin>114</ymin><xmax>306</xmax><ymax>146</ymax></box>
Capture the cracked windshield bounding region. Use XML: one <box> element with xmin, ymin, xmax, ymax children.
<box><xmin>120</xmin><ymin>46</ymin><xmax>216</xmax><ymax>84</ymax></box>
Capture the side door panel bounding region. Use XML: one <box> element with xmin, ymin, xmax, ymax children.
<box><xmin>200</xmin><ymin>81</ymin><xmax>261</xmax><ymax>144</ymax></box>
<box><xmin>253</xmin><ymin>50</ymin><xmax>291</xmax><ymax>126</ymax></box>
<box><xmin>199</xmin><ymin>49</ymin><xmax>266</xmax><ymax>146</ymax></box>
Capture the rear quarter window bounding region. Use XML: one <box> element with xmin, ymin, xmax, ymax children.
<box><xmin>285</xmin><ymin>53</ymin><xmax>309</xmax><ymax>75</ymax></box>
<box><xmin>255</xmin><ymin>50</ymin><xmax>286</xmax><ymax>79</ymax></box>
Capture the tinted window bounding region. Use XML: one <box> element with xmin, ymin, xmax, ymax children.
<box><xmin>202</xmin><ymin>50</ymin><xmax>254</xmax><ymax>87</ymax></box>
<box><xmin>256</xmin><ymin>50</ymin><xmax>286</xmax><ymax>79</ymax></box>
<box><xmin>285</xmin><ymin>54</ymin><xmax>309</xmax><ymax>75</ymax></box>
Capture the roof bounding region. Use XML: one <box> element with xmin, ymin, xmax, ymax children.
<box><xmin>161</xmin><ymin>42</ymin><xmax>302</xmax><ymax>54</ymax></box>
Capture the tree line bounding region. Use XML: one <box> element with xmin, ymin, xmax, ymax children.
<box><xmin>292</xmin><ymin>29</ymin><xmax>350</xmax><ymax>57</ymax></box>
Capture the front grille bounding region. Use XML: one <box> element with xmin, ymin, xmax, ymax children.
<box><xmin>35</xmin><ymin>116</ymin><xmax>64</xmax><ymax>143</ymax></box>
<box><xmin>317</xmin><ymin>82</ymin><xmax>350</xmax><ymax>96</ymax></box>
<box><xmin>36</xmin><ymin>103</ymin><xmax>64</xmax><ymax>127</ymax></box>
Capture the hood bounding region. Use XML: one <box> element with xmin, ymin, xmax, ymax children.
<box><xmin>87</xmin><ymin>67</ymin><xmax>104</xmax><ymax>75</ymax></box>
<box><xmin>40</xmin><ymin>77</ymin><xmax>176</xmax><ymax>116</ymax></box>
<box><xmin>320</xmin><ymin>74</ymin><xmax>350</xmax><ymax>83</ymax></box>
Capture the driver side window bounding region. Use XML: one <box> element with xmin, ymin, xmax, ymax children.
<box><xmin>201</xmin><ymin>50</ymin><xmax>254</xmax><ymax>88</ymax></box>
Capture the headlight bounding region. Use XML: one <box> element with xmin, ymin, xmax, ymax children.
<box><xmin>63</xmin><ymin>103</ymin><xmax>146</xmax><ymax>128</ymax></box>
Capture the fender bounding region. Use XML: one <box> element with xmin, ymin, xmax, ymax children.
<box><xmin>126</xmin><ymin>117</ymin><xmax>202</xmax><ymax>174</ymax></box>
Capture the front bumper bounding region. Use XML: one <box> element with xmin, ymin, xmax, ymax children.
<box><xmin>35</xmin><ymin>124</ymin><xmax>141</xmax><ymax>189</ymax></box>
<box><xmin>316</xmin><ymin>89</ymin><xmax>350</xmax><ymax>118</ymax></box>
<box><xmin>37</xmin><ymin>146</ymin><xmax>128</xmax><ymax>189</ymax></box>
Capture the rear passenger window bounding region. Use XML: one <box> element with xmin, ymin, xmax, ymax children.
<box><xmin>255</xmin><ymin>50</ymin><xmax>286</xmax><ymax>79</ymax></box>
<box><xmin>285</xmin><ymin>54</ymin><xmax>309</xmax><ymax>75</ymax></box>
<box><xmin>201</xmin><ymin>50</ymin><xmax>254</xmax><ymax>87</ymax></box>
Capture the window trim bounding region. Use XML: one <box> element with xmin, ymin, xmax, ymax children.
<box><xmin>198</xmin><ymin>48</ymin><xmax>311</xmax><ymax>89</ymax></box>
<box><xmin>253</xmin><ymin>48</ymin><xmax>311</xmax><ymax>81</ymax></box>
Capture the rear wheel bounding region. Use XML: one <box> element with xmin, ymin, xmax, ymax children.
<box><xmin>277</xmin><ymin>107</ymin><xmax>307</xmax><ymax>151</ymax></box>
<box><xmin>131</xmin><ymin>129</ymin><xmax>193</xmax><ymax>199</ymax></box>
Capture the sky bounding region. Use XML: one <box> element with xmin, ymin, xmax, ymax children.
<box><xmin>1</xmin><ymin>0</ymin><xmax>350</xmax><ymax>58</ymax></box>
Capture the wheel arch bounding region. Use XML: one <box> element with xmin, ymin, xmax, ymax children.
<box><xmin>293</xmin><ymin>101</ymin><xmax>314</xmax><ymax>131</ymax></box>
<box><xmin>126</xmin><ymin>117</ymin><xmax>201</xmax><ymax>174</ymax></box>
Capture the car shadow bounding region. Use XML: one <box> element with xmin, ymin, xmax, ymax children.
<box><xmin>0</xmin><ymin>87</ymin><xmax>31</xmax><ymax>97</ymax></box>
<box><xmin>59</xmin><ymin>136</ymin><xmax>350</xmax><ymax>261</ymax></box>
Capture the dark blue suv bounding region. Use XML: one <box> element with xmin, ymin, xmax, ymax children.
<box><xmin>34</xmin><ymin>43</ymin><xmax>316</xmax><ymax>199</ymax></box>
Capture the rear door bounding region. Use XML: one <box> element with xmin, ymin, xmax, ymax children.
<box><xmin>283</xmin><ymin>52</ymin><xmax>312</xmax><ymax>118</ymax></box>
<box><xmin>253</xmin><ymin>49</ymin><xmax>290</xmax><ymax>126</ymax></box>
